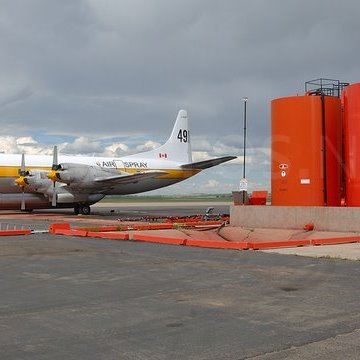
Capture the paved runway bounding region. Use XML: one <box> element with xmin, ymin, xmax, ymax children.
<box><xmin>0</xmin><ymin>205</ymin><xmax>360</xmax><ymax>359</ymax></box>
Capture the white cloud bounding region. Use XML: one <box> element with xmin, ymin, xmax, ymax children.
<box><xmin>192</xmin><ymin>151</ymin><xmax>211</xmax><ymax>162</ymax></box>
<box><xmin>61</xmin><ymin>137</ymin><xmax>103</xmax><ymax>155</ymax></box>
<box><xmin>135</xmin><ymin>140</ymin><xmax>161</xmax><ymax>152</ymax></box>
<box><xmin>104</xmin><ymin>143</ymin><xmax>129</xmax><ymax>156</ymax></box>
<box><xmin>16</xmin><ymin>136</ymin><xmax>38</xmax><ymax>146</ymax></box>
<box><xmin>0</xmin><ymin>135</ymin><xmax>52</xmax><ymax>155</ymax></box>
<box><xmin>0</xmin><ymin>136</ymin><xmax>20</xmax><ymax>153</ymax></box>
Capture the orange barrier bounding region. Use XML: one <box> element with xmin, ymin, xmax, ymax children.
<box><xmin>186</xmin><ymin>239</ymin><xmax>250</xmax><ymax>250</ymax></box>
<box><xmin>53</xmin><ymin>229</ymin><xmax>88</xmax><ymax>237</ymax></box>
<box><xmin>133</xmin><ymin>233</ymin><xmax>187</xmax><ymax>245</ymax></box>
<box><xmin>311</xmin><ymin>236</ymin><xmax>360</xmax><ymax>246</ymax></box>
<box><xmin>49</xmin><ymin>223</ymin><xmax>360</xmax><ymax>251</ymax></box>
<box><xmin>74</xmin><ymin>221</ymin><xmax>223</xmax><ymax>233</ymax></box>
<box><xmin>49</xmin><ymin>223</ymin><xmax>71</xmax><ymax>234</ymax></box>
<box><xmin>76</xmin><ymin>226</ymin><xmax>119</xmax><ymax>232</ymax></box>
<box><xmin>0</xmin><ymin>229</ymin><xmax>31</xmax><ymax>236</ymax></box>
<box><xmin>249</xmin><ymin>239</ymin><xmax>311</xmax><ymax>250</ymax></box>
<box><xmin>86</xmin><ymin>231</ymin><xmax>129</xmax><ymax>240</ymax></box>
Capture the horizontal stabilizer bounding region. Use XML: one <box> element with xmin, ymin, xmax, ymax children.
<box><xmin>181</xmin><ymin>156</ymin><xmax>237</xmax><ymax>170</ymax></box>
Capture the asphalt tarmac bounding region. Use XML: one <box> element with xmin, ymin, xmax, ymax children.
<box><xmin>0</xmin><ymin>203</ymin><xmax>360</xmax><ymax>359</ymax></box>
<box><xmin>0</xmin><ymin>202</ymin><xmax>230</xmax><ymax>230</ymax></box>
<box><xmin>93</xmin><ymin>201</ymin><xmax>230</xmax><ymax>219</ymax></box>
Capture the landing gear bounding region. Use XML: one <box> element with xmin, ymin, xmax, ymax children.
<box><xmin>80</xmin><ymin>204</ymin><xmax>91</xmax><ymax>215</ymax></box>
<box><xmin>74</xmin><ymin>204</ymin><xmax>80</xmax><ymax>215</ymax></box>
<box><xmin>74</xmin><ymin>204</ymin><xmax>91</xmax><ymax>215</ymax></box>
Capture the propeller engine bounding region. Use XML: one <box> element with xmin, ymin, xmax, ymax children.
<box><xmin>46</xmin><ymin>146</ymin><xmax>61</xmax><ymax>206</ymax></box>
<box><xmin>15</xmin><ymin>147</ymin><xmax>105</xmax><ymax>210</ymax></box>
<box><xmin>46</xmin><ymin>145</ymin><xmax>124</xmax><ymax>186</ymax></box>
<box><xmin>15</xmin><ymin>154</ymin><xmax>30</xmax><ymax>210</ymax></box>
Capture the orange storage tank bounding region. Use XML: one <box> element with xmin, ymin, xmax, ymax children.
<box><xmin>271</xmin><ymin>95</ymin><xmax>342</xmax><ymax>206</ymax></box>
<box><xmin>343</xmin><ymin>83</ymin><xmax>360</xmax><ymax>206</ymax></box>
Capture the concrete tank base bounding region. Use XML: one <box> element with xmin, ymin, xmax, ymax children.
<box><xmin>230</xmin><ymin>205</ymin><xmax>360</xmax><ymax>232</ymax></box>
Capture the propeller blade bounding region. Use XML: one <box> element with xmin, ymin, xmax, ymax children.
<box><xmin>47</xmin><ymin>145</ymin><xmax>62</xmax><ymax>181</ymax></box>
<box><xmin>52</xmin><ymin>146</ymin><xmax>59</xmax><ymax>170</ymax></box>
<box><xmin>18</xmin><ymin>153</ymin><xmax>28</xmax><ymax>177</ymax></box>
<box><xmin>18</xmin><ymin>153</ymin><xmax>27</xmax><ymax>210</ymax></box>
<box><xmin>48</xmin><ymin>146</ymin><xmax>60</xmax><ymax>207</ymax></box>
<box><xmin>21</xmin><ymin>153</ymin><xmax>25</xmax><ymax>173</ymax></box>
<box><xmin>52</xmin><ymin>187</ymin><xmax>57</xmax><ymax>207</ymax></box>
<box><xmin>21</xmin><ymin>190</ymin><xmax>25</xmax><ymax>210</ymax></box>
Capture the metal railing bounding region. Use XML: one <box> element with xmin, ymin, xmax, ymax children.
<box><xmin>305</xmin><ymin>78</ymin><xmax>349</xmax><ymax>97</ymax></box>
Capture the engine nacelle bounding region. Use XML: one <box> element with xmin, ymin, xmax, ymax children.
<box><xmin>26</xmin><ymin>170</ymin><xmax>53</xmax><ymax>189</ymax></box>
<box><xmin>50</xmin><ymin>163</ymin><xmax>121</xmax><ymax>185</ymax></box>
<box><xmin>56</xmin><ymin>192</ymin><xmax>104</xmax><ymax>204</ymax></box>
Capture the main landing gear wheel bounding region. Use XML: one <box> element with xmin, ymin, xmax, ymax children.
<box><xmin>74</xmin><ymin>204</ymin><xmax>91</xmax><ymax>215</ymax></box>
<box><xmin>80</xmin><ymin>205</ymin><xmax>91</xmax><ymax>215</ymax></box>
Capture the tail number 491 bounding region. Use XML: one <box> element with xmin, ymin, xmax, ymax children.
<box><xmin>177</xmin><ymin>129</ymin><xmax>189</xmax><ymax>143</ymax></box>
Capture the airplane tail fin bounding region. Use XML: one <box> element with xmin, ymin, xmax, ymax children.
<box><xmin>137</xmin><ymin>109</ymin><xmax>192</xmax><ymax>163</ymax></box>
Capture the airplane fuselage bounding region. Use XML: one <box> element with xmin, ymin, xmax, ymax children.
<box><xmin>0</xmin><ymin>153</ymin><xmax>199</xmax><ymax>194</ymax></box>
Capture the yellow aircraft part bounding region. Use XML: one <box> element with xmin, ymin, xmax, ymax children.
<box><xmin>0</xmin><ymin>166</ymin><xmax>200</xmax><ymax>180</ymax></box>
<box><xmin>0</xmin><ymin>166</ymin><xmax>53</xmax><ymax>177</ymax></box>
<box><xmin>15</xmin><ymin>176</ymin><xmax>28</xmax><ymax>188</ymax></box>
<box><xmin>120</xmin><ymin>168</ymin><xmax>200</xmax><ymax>179</ymax></box>
<box><xmin>46</xmin><ymin>169</ymin><xmax>59</xmax><ymax>182</ymax></box>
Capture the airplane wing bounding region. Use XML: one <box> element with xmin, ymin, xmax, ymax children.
<box><xmin>181</xmin><ymin>156</ymin><xmax>237</xmax><ymax>170</ymax></box>
<box><xmin>94</xmin><ymin>170</ymin><xmax>167</xmax><ymax>185</ymax></box>
<box><xmin>61</xmin><ymin>169</ymin><xmax>168</xmax><ymax>194</ymax></box>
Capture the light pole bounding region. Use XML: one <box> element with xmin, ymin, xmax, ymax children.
<box><xmin>243</xmin><ymin>97</ymin><xmax>248</xmax><ymax>180</ymax></box>
<box><xmin>241</xmin><ymin>97</ymin><xmax>248</xmax><ymax>204</ymax></box>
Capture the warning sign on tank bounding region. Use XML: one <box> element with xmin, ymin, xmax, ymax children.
<box><xmin>279</xmin><ymin>164</ymin><xmax>288</xmax><ymax>177</ymax></box>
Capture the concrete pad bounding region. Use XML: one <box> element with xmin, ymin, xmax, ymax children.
<box><xmin>262</xmin><ymin>243</ymin><xmax>360</xmax><ymax>260</ymax></box>
<box><xmin>231</xmin><ymin>205</ymin><xmax>360</xmax><ymax>232</ymax></box>
<box><xmin>248</xmin><ymin>328</ymin><xmax>360</xmax><ymax>360</ymax></box>
<box><xmin>220</xmin><ymin>227</ymin><xmax>304</xmax><ymax>242</ymax></box>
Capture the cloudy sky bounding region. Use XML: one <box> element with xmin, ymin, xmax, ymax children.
<box><xmin>0</xmin><ymin>0</ymin><xmax>359</xmax><ymax>194</ymax></box>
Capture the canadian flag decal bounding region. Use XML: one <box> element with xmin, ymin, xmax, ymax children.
<box><xmin>159</xmin><ymin>153</ymin><xmax>167</xmax><ymax>159</ymax></box>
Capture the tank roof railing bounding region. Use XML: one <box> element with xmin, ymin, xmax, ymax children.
<box><xmin>305</xmin><ymin>78</ymin><xmax>349</xmax><ymax>97</ymax></box>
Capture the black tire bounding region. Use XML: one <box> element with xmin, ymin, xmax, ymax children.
<box><xmin>80</xmin><ymin>205</ymin><xmax>91</xmax><ymax>215</ymax></box>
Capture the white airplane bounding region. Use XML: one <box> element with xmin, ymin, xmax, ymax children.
<box><xmin>3</xmin><ymin>110</ymin><xmax>236</xmax><ymax>214</ymax></box>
